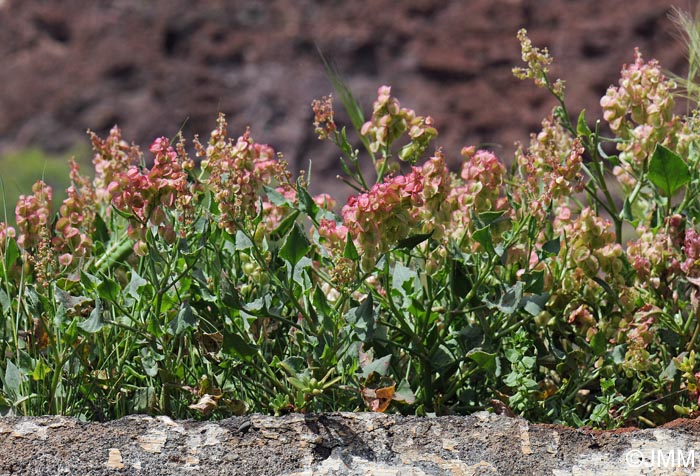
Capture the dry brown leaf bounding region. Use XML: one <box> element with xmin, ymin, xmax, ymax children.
<box><xmin>361</xmin><ymin>383</ymin><xmax>395</xmax><ymax>412</ymax></box>
<box><xmin>189</xmin><ymin>394</ymin><xmax>220</xmax><ymax>415</ymax></box>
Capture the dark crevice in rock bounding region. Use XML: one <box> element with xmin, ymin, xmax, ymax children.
<box><xmin>33</xmin><ymin>15</ymin><xmax>71</xmax><ymax>44</ymax></box>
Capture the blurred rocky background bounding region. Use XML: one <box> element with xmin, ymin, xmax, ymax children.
<box><xmin>0</xmin><ymin>0</ymin><xmax>689</xmax><ymax>201</ymax></box>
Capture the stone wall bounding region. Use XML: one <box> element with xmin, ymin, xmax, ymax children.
<box><xmin>2</xmin><ymin>413</ymin><xmax>700</xmax><ymax>475</ymax></box>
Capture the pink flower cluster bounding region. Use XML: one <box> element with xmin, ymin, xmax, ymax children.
<box><xmin>318</xmin><ymin>218</ymin><xmax>349</xmax><ymax>256</ymax></box>
<box><xmin>682</xmin><ymin>228</ymin><xmax>700</xmax><ymax>282</ymax></box>
<box><xmin>313</xmin><ymin>193</ymin><xmax>336</xmax><ymax>211</ymax></box>
<box><xmin>261</xmin><ymin>184</ymin><xmax>297</xmax><ymax>233</ymax></box>
<box><xmin>514</xmin><ymin>116</ymin><xmax>584</xmax><ymax>221</ymax></box>
<box><xmin>311</xmin><ymin>95</ymin><xmax>336</xmax><ymax>140</ymax></box>
<box><xmin>197</xmin><ymin>114</ymin><xmax>290</xmax><ymax>235</ymax></box>
<box><xmin>600</xmin><ymin>49</ymin><xmax>680</xmax><ymax>191</ymax></box>
<box><xmin>360</xmin><ymin>86</ymin><xmax>437</xmax><ymax>163</ymax></box>
<box><xmin>341</xmin><ymin>168</ymin><xmax>424</xmax><ymax>270</ymax></box>
<box><xmin>555</xmin><ymin>207</ymin><xmax>624</xmax><ymax>288</ymax></box>
<box><xmin>444</xmin><ymin>148</ymin><xmax>508</xmax><ymax>246</ymax></box>
<box><xmin>567</xmin><ymin>304</ymin><xmax>597</xmax><ymax>341</ymax></box>
<box><xmin>627</xmin><ymin>226</ymin><xmax>681</xmax><ymax>289</ymax></box>
<box><xmin>417</xmin><ymin>152</ymin><xmax>451</xmax><ymax>231</ymax></box>
<box><xmin>91</xmin><ymin>126</ymin><xmax>142</xmax><ymax>204</ymax></box>
<box><xmin>52</xmin><ymin>159</ymin><xmax>97</xmax><ymax>266</ymax></box>
<box><xmin>337</xmin><ymin>151</ymin><xmax>452</xmax><ymax>270</ymax></box>
<box><xmin>512</xmin><ymin>29</ymin><xmax>564</xmax><ymax>96</ymax></box>
<box><xmin>0</xmin><ymin>222</ymin><xmax>16</xmax><ymax>245</ymax></box>
<box><xmin>621</xmin><ymin>308</ymin><xmax>656</xmax><ymax>374</ymax></box>
<box><xmin>16</xmin><ymin>180</ymin><xmax>52</xmax><ymax>249</ymax></box>
<box><xmin>109</xmin><ymin>136</ymin><xmax>193</xmax><ymax>253</ymax></box>
<box><xmin>459</xmin><ymin>147</ymin><xmax>506</xmax><ymax>209</ymax></box>
<box><xmin>601</xmin><ymin>49</ymin><xmax>676</xmax><ymax>134</ymax></box>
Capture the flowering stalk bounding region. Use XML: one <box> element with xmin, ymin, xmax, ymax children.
<box><xmin>515</xmin><ymin>29</ymin><xmax>622</xmax><ymax>241</ymax></box>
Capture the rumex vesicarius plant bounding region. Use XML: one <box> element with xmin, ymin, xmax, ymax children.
<box><xmin>2</xmin><ymin>14</ymin><xmax>700</xmax><ymax>428</ymax></box>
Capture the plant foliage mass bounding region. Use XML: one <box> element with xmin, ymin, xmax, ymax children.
<box><xmin>3</xmin><ymin>24</ymin><xmax>700</xmax><ymax>428</ymax></box>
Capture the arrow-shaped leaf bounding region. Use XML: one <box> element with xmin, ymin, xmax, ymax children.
<box><xmin>78</xmin><ymin>297</ymin><xmax>104</xmax><ymax>333</ymax></box>
<box><xmin>280</xmin><ymin>223</ymin><xmax>311</xmax><ymax>266</ymax></box>
<box><xmin>647</xmin><ymin>144</ymin><xmax>690</xmax><ymax>197</ymax></box>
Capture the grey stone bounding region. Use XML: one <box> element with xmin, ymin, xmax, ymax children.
<box><xmin>2</xmin><ymin>412</ymin><xmax>700</xmax><ymax>475</ymax></box>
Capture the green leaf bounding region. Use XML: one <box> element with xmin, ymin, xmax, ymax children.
<box><xmin>590</xmin><ymin>331</ymin><xmax>606</xmax><ymax>356</ymax></box>
<box><xmin>318</xmin><ymin>47</ymin><xmax>369</xmax><ymax>150</ymax></box>
<box><xmin>32</xmin><ymin>360</ymin><xmax>51</xmax><ymax>381</ymax></box>
<box><xmin>659</xmin><ymin>360</ymin><xmax>677</xmax><ymax>381</ymax></box>
<box><xmin>393</xmin><ymin>380</ymin><xmax>416</xmax><ymax>404</ymax></box>
<box><xmin>522</xmin><ymin>269</ymin><xmax>544</xmax><ymax>294</ymax></box>
<box><xmin>222</xmin><ymin>330</ymin><xmax>257</xmax><ymax>361</ymax></box>
<box><xmin>235</xmin><ymin>231</ymin><xmax>254</xmax><ymax>251</ymax></box>
<box><xmin>622</xmin><ymin>196</ymin><xmax>635</xmax><ymax>222</ymax></box>
<box><xmin>343</xmin><ymin>232</ymin><xmax>359</xmax><ymax>260</ymax></box>
<box><xmin>541</xmin><ymin>238</ymin><xmax>560</xmax><ymax>256</ymax></box>
<box><xmin>478</xmin><ymin>210</ymin><xmax>507</xmax><ymax>226</ymax></box>
<box><xmin>92</xmin><ymin>213</ymin><xmax>110</xmax><ymax>243</ymax></box>
<box><xmin>111</xmin><ymin>204</ymin><xmax>135</xmax><ymax>220</ymax></box>
<box><xmin>504</xmin><ymin>348</ymin><xmax>521</xmax><ymax>363</ymax></box>
<box><xmin>286</xmin><ymin>376</ymin><xmax>308</xmax><ymax>391</ymax></box>
<box><xmin>430</xmin><ymin>345</ymin><xmax>455</xmax><ymax>372</ymax></box>
<box><xmin>0</xmin><ymin>289</ymin><xmax>10</xmax><ymax>314</ymax></box>
<box><xmin>522</xmin><ymin>293</ymin><xmax>549</xmax><ymax>316</ymax></box>
<box><xmin>521</xmin><ymin>355</ymin><xmax>536</xmax><ymax>369</ymax></box>
<box><xmin>125</xmin><ymin>271</ymin><xmax>148</xmax><ymax>300</ymax></box>
<box><xmin>243</xmin><ymin>297</ymin><xmax>265</xmax><ymax>313</ymax></box>
<box><xmin>472</xmin><ymin>225</ymin><xmax>496</xmax><ymax>256</ymax></box>
<box><xmin>485</xmin><ymin>282</ymin><xmax>523</xmax><ymax>315</ymax></box>
<box><xmin>132</xmin><ymin>386</ymin><xmax>157</xmax><ymax>414</ymax></box>
<box><xmin>647</xmin><ymin>144</ymin><xmax>690</xmax><ymax>197</ymax></box>
<box><xmin>392</xmin><ymin>262</ymin><xmax>420</xmax><ymax>299</ymax></box>
<box><xmin>24</xmin><ymin>287</ymin><xmax>40</xmax><ymax>314</ymax></box>
<box><xmin>611</xmin><ymin>344</ymin><xmax>626</xmax><ymax>364</ymax></box>
<box><xmin>394</xmin><ymin>231</ymin><xmax>433</xmax><ymax>251</ymax></box>
<box><xmin>359</xmin><ymin>354</ymin><xmax>391</xmax><ymax>378</ymax></box>
<box><xmin>3</xmin><ymin>236</ymin><xmax>19</xmax><ymax>273</ymax></box>
<box><xmin>689</xmin><ymin>140</ymin><xmax>700</xmax><ymax>166</ymax></box>
<box><xmin>450</xmin><ymin>261</ymin><xmax>471</xmax><ymax>299</ymax></box>
<box><xmin>277</xmin><ymin>356</ymin><xmax>305</xmax><ymax>375</ymax></box>
<box><xmin>296</xmin><ymin>180</ymin><xmax>320</xmax><ymax>221</ymax></box>
<box><xmin>80</xmin><ymin>270</ymin><xmax>100</xmax><ymax>291</ymax></box>
<box><xmin>263</xmin><ymin>185</ymin><xmax>291</xmax><ymax>206</ymax></box>
<box><xmin>271</xmin><ymin>209</ymin><xmax>300</xmax><ymax>238</ymax></box>
<box><xmin>168</xmin><ymin>301</ymin><xmax>198</xmax><ymax>335</ymax></box>
<box><xmin>312</xmin><ymin>286</ymin><xmax>333</xmax><ymax>320</ymax></box>
<box><xmin>97</xmin><ymin>276</ymin><xmax>120</xmax><ymax>302</ymax></box>
<box><xmin>600</xmin><ymin>377</ymin><xmax>615</xmax><ymax>393</ymax></box>
<box><xmin>280</xmin><ymin>223</ymin><xmax>311</xmax><ymax>267</ymax></box>
<box><xmin>467</xmin><ymin>349</ymin><xmax>501</xmax><ymax>376</ymax></box>
<box><xmin>457</xmin><ymin>325</ymin><xmax>484</xmax><ymax>349</ymax></box>
<box><xmin>140</xmin><ymin>348</ymin><xmax>160</xmax><ymax>377</ymax></box>
<box><xmin>53</xmin><ymin>304</ymin><xmax>66</xmax><ymax>328</ymax></box>
<box><xmin>4</xmin><ymin>360</ymin><xmax>21</xmax><ymax>399</ymax></box>
<box><xmin>292</xmin><ymin>256</ymin><xmax>312</xmax><ymax>289</ymax></box>
<box><xmin>54</xmin><ymin>287</ymin><xmax>90</xmax><ymax>311</ymax></box>
<box><xmin>78</xmin><ymin>297</ymin><xmax>104</xmax><ymax>333</ymax></box>
<box><xmin>346</xmin><ymin>295</ymin><xmax>374</xmax><ymax>341</ymax></box>
<box><xmin>576</xmin><ymin>109</ymin><xmax>592</xmax><ymax>137</ymax></box>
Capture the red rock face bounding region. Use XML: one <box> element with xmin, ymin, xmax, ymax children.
<box><xmin>0</xmin><ymin>0</ymin><xmax>686</xmax><ymax>195</ymax></box>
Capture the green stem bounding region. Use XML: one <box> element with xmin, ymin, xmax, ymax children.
<box><xmin>562</xmin><ymin>369</ymin><xmax>600</xmax><ymax>405</ymax></box>
<box><xmin>241</xmin><ymin>227</ymin><xmax>306</xmax><ymax>331</ymax></box>
<box><xmin>94</xmin><ymin>234</ymin><xmax>133</xmax><ymax>274</ymax></box>
<box><xmin>686</xmin><ymin>308</ymin><xmax>700</xmax><ymax>353</ymax></box>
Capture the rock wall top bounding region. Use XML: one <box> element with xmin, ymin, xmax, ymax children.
<box><xmin>2</xmin><ymin>412</ymin><xmax>700</xmax><ymax>475</ymax></box>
